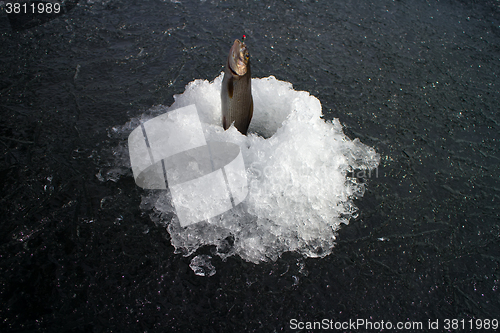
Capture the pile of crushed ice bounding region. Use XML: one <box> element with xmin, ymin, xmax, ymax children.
<box><xmin>116</xmin><ymin>74</ymin><xmax>379</xmax><ymax>265</ymax></box>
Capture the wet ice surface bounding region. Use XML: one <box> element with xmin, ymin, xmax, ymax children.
<box><xmin>1</xmin><ymin>0</ymin><xmax>499</xmax><ymax>331</ymax></box>
<box><xmin>120</xmin><ymin>74</ymin><xmax>379</xmax><ymax>264</ymax></box>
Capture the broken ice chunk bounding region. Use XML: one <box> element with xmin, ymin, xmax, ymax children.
<box><xmin>189</xmin><ymin>255</ymin><xmax>216</xmax><ymax>277</ymax></box>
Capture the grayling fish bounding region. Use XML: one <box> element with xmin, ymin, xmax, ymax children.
<box><xmin>221</xmin><ymin>37</ymin><xmax>253</xmax><ymax>135</ymax></box>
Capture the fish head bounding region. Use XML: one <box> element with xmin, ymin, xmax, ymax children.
<box><xmin>228</xmin><ymin>39</ymin><xmax>250</xmax><ymax>76</ymax></box>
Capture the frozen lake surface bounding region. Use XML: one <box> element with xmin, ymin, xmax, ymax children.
<box><xmin>0</xmin><ymin>0</ymin><xmax>499</xmax><ymax>331</ymax></box>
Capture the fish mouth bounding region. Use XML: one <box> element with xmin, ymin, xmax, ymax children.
<box><xmin>229</xmin><ymin>40</ymin><xmax>249</xmax><ymax>76</ymax></box>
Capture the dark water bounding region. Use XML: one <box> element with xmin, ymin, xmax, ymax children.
<box><xmin>1</xmin><ymin>0</ymin><xmax>499</xmax><ymax>331</ymax></box>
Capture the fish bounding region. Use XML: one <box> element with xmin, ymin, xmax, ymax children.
<box><xmin>221</xmin><ymin>36</ymin><xmax>253</xmax><ymax>135</ymax></box>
